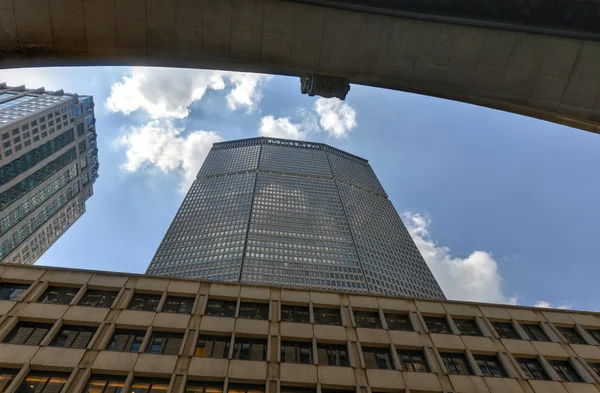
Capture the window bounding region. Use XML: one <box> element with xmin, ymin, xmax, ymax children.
<box><xmin>16</xmin><ymin>372</ymin><xmax>70</xmax><ymax>393</ymax></box>
<box><xmin>147</xmin><ymin>331</ymin><xmax>184</xmax><ymax>355</ymax></box>
<box><xmin>587</xmin><ymin>329</ymin><xmax>600</xmax><ymax>344</ymax></box>
<box><xmin>454</xmin><ymin>319</ymin><xmax>482</xmax><ymax>337</ymax></box>
<box><xmin>397</xmin><ymin>350</ymin><xmax>429</xmax><ymax>372</ymax></box>
<box><xmin>281</xmin><ymin>341</ymin><xmax>313</xmax><ymax>364</ymax></box>
<box><xmin>51</xmin><ymin>325</ymin><xmax>96</xmax><ymax>349</ymax></box>
<box><xmin>0</xmin><ymin>283</ymin><xmax>29</xmax><ymax>301</ymax></box>
<box><xmin>162</xmin><ymin>296</ymin><xmax>194</xmax><ymax>314</ymax></box>
<box><xmin>521</xmin><ymin>324</ymin><xmax>550</xmax><ymax>342</ymax></box>
<box><xmin>227</xmin><ymin>385</ymin><xmax>264</xmax><ymax>393</ymax></box>
<box><xmin>232</xmin><ymin>338</ymin><xmax>267</xmax><ymax>361</ymax></box>
<box><xmin>440</xmin><ymin>353</ymin><xmax>473</xmax><ymax>375</ymax></box>
<box><xmin>280</xmin><ymin>388</ymin><xmax>314</xmax><ymax>393</ymax></box>
<box><xmin>548</xmin><ymin>360</ymin><xmax>583</xmax><ymax>382</ymax></box>
<box><xmin>4</xmin><ymin>322</ymin><xmax>52</xmax><ymax>345</ymax></box>
<box><xmin>556</xmin><ymin>327</ymin><xmax>587</xmax><ymax>345</ymax></box>
<box><xmin>78</xmin><ymin>290</ymin><xmax>117</xmax><ymax>308</ymax></box>
<box><xmin>205</xmin><ymin>299</ymin><xmax>237</xmax><ymax>318</ymax></box>
<box><xmin>238</xmin><ymin>302</ymin><xmax>269</xmax><ymax>320</ymax></box>
<box><xmin>195</xmin><ymin>335</ymin><xmax>230</xmax><ymax>358</ymax></box>
<box><xmin>362</xmin><ymin>347</ymin><xmax>393</xmax><ymax>369</ymax></box>
<box><xmin>0</xmin><ymin>369</ymin><xmax>17</xmax><ymax>393</ymax></box>
<box><xmin>515</xmin><ymin>358</ymin><xmax>549</xmax><ymax>380</ymax></box>
<box><xmin>106</xmin><ymin>329</ymin><xmax>146</xmax><ymax>352</ymax></box>
<box><xmin>185</xmin><ymin>382</ymin><xmax>223</xmax><ymax>393</ymax></box>
<box><xmin>474</xmin><ymin>355</ymin><xmax>506</xmax><ymax>377</ymax></box>
<box><xmin>127</xmin><ymin>293</ymin><xmax>161</xmax><ymax>312</ymax></box>
<box><xmin>281</xmin><ymin>305</ymin><xmax>310</xmax><ymax>323</ymax></box>
<box><xmin>83</xmin><ymin>375</ymin><xmax>125</xmax><ymax>393</ymax></box>
<box><xmin>385</xmin><ymin>314</ymin><xmax>413</xmax><ymax>331</ymax></box>
<box><xmin>587</xmin><ymin>362</ymin><xmax>600</xmax><ymax>378</ymax></box>
<box><xmin>492</xmin><ymin>321</ymin><xmax>521</xmax><ymax>340</ymax></box>
<box><xmin>354</xmin><ymin>311</ymin><xmax>382</xmax><ymax>329</ymax></box>
<box><xmin>129</xmin><ymin>379</ymin><xmax>170</xmax><ymax>393</ymax></box>
<box><xmin>313</xmin><ymin>308</ymin><xmax>341</xmax><ymax>326</ymax></box>
<box><xmin>424</xmin><ymin>316</ymin><xmax>452</xmax><ymax>334</ymax></box>
<box><xmin>38</xmin><ymin>286</ymin><xmax>78</xmax><ymax>304</ymax></box>
<box><xmin>317</xmin><ymin>344</ymin><xmax>349</xmax><ymax>367</ymax></box>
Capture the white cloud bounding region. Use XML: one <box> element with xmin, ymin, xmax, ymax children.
<box><xmin>404</xmin><ymin>212</ymin><xmax>517</xmax><ymax>305</ymax></box>
<box><xmin>107</xmin><ymin>67</ymin><xmax>269</xmax><ymax>118</ymax></box>
<box><xmin>115</xmin><ymin>120</ymin><xmax>223</xmax><ymax>192</ymax></box>
<box><xmin>534</xmin><ymin>301</ymin><xmax>572</xmax><ymax>310</ymax></box>
<box><xmin>259</xmin><ymin>116</ymin><xmax>307</xmax><ymax>140</ymax></box>
<box><xmin>314</xmin><ymin>97</ymin><xmax>357</xmax><ymax>138</ymax></box>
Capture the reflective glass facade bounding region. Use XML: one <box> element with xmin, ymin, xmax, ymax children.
<box><xmin>147</xmin><ymin>137</ymin><xmax>444</xmax><ymax>299</ymax></box>
<box><xmin>0</xmin><ymin>84</ymin><xmax>99</xmax><ymax>265</ymax></box>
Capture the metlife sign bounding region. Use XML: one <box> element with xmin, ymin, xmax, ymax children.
<box><xmin>267</xmin><ymin>139</ymin><xmax>321</xmax><ymax>149</ymax></box>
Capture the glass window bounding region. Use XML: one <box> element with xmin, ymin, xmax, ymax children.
<box><xmin>491</xmin><ymin>321</ymin><xmax>521</xmax><ymax>340</ymax></box>
<box><xmin>474</xmin><ymin>355</ymin><xmax>506</xmax><ymax>377</ymax></box>
<box><xmin>51</xmin><ymin>325</ymin><xmax>97</xmax><ymax>349</ymax></box>
<box><xmin>146</xmin><ymin>331</ymin><xmax>184</xmax><ymax>355</ymax></box>
<box><xmin>317</xmin><ymin>344</ymin><xmax>349</xmax><ymax>367</ymax></box>
<box><xmin>227</xmin><ymin>384</ymin><xmax>264</xmax><ymax>393</ymax></box>
<box><xmin>16</xmin><ymin>372</ymin><xmax>70</xmax><ymax>393</ymax></box>
<box><xmin>184</xmin><ymin>382</ymin><xmax>223</xmax><ymax>393</ymax></box>
<box><xmin>556</xmin><ymin>327</ymin><xmax>587</xmax><ymax>345</ymax></box>
<box><xmin>515</xmin><ymin>358</ymin><xmax>549</xmax><ymax>380</ymax></box>
<box><xmin>106</xmin><ymin>329</ymin><xmax>146</xmax><ymax>352</ymax></box>
<box><xmin>162</xmin><ymin>296</ymin><xmax>194</xmax><ymax>314</ymax></box>
<box><xmin>440</xmin><ymin>353</ymin><xmax>473</xmax><ymax>375</ymax></box>
<box><xmin>548</xmin><ymin>360</ymin><xmax>583</xmax><ymax>382</ymax></box>
<box><xmin>83</xmin><ymin>376</ymin><xmax>125</xmax><ymax>393</ymax></box>
<box><xmin>281</xmin><ymin>341</ymin><xmax>313</xmax><ymax>364</ymax></box>
<box><xmin>4</xmin><ymin>322</ymin><xmax>53</xmax><ymax>345</ymax></box>
<box><xmin>38</xmin><ymin>286</ymin><xmax>78</xmax><ymax>305</ymax></box>
<box><xmin>454</xmin><ymin>319</ymin><xmax>482</xmax><ymax>337</ymax></box>
<box><xmin>362</xmin><ymin>347</ymin><xmax>393</xmax><ymax>369</ymax></box>
<box><xmin>78</xmin><ymin>290</ymin><xmax>118</xmax><ymax>308</ymax></box>
<box><xmin>385</xmin><ymin>313</ymin><xmax>413</xmax><ymax>331</ymax></box>
<box><xmin>424</xmin><ymin>316</ymin><xmax>452</xmax><ymax>334</ymax></box>
<box><xmin>397</xmin><ymin>350</ymin><xmax>429</xmax><ymax>372</ymax></box>
<box><xmin>0</xmin><ymin>283</ymin><xmax>29</xmax><ymax>301</ymax></box>
<box><xmin>238</xmin><ymin>302</ymin><xmax>269</xmax><ymax>320</ymax></box>
<box><xmin>588</xmin><ymin>329</ymin><xmax>600</xmax><ymax>344</ymax></box>
<box><xmin>127</xmin><ymin>293</ymin><xmax>161</xmax><ymax>312</ymax></box>
<box><xmin>313</xmin><ymin>308</ymin><xmax>341</xmax><ymax>326</ymax></box>
<box><xmin>129</xmin><ymin>379</ymin><xmax>170</xmax><ymax>393</ymax></box>
<box><xmin>587</xmin><ymin>362</ymin><xmax>600</xmax><ymax>378</ymax></box>
<box><xmin>354</xmin><ymin>311</ymin><xmax>382</xmax><ymax>329</ymax></box>
<box><xmin>281</xmin><ymin>305</ymin><xmax>310</xmax><ymax>323</ymax></box>
<box><xmin>195</xmin><ymin>336</ymin><xmax>230</xmax><ymax>358</ymax></box>
<box><xmin>232</xmin><ymin>338</ymin><xmax>267</xmax><ymax>361</ymax></box>
<box><xmin>0</xmin><ymin>369</ymin><xmax>18</xmax><ymax>393</ymax></box>
<box><xmin>205</xmin><ymin>299</ymin><xmax>237</xmax><ymax>318</ymax></box>
<box><xmin>520</xmin><ymin>324</ymin><xmax>550</xmax><ymax>342</ymax></box>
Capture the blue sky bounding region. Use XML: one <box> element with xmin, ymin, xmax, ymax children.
<box><xmin>1</xmin><ymin>66</ymin><xmax>598</xmax><ymax>310</ymax></box>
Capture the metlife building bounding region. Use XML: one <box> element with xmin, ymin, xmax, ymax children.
<box><xmin>146</xmin><ymin>137</ymin><xmax>444</xmax><ymax>299</ymax></box>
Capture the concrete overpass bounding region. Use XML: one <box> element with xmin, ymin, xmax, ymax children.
<box><xmin>0</xmin><ymin>0</ymin><xmax>599</xmax><ymax>134</ymax></box>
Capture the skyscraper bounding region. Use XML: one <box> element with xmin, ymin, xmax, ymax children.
<box><xmin>147</xmin><ymin>137</ymin><xmax>444</xmax><ymax>299</ymax></box>
<box><xmin>0</xmin><ymin>83</ymin><xmax>99</xmax><ymax>265</ymax></box>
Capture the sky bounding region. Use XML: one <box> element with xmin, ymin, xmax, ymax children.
<box><xmin>1</xmin><ymin>66</ymin><xmax>599</xmax><ymax>311</ymax></box>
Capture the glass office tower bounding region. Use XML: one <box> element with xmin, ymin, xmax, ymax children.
<box><xmin>147</xmin><ymin>137</ymin><xmax>444</xmax><ymax>299</ymax></box>
<box><xmin>0</xmin><ymin>83</ymin><xmax>99</xmax><ymax>264</ymax></box>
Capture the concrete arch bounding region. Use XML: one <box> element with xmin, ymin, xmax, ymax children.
<box><xmin>0</xmin><ymin>0</ymin><xmax>599</xmax><ymax>134</ymax></box>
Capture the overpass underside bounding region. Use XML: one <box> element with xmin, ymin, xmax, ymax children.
<box><xmin>0</xmin><ymin>0</ymin><xmax>598</xmax><ymax>134</ymax></box>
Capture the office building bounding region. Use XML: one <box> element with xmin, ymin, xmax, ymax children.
<box><xmin>147</xmin><ymin>137</ymin><xmax>443</xmax><ymax>299</ymax></box>
<box><xmin>0</xmin><ymin>263</ymin><xmax>599</xmax><ymax>393</ymax></box>
<box><xmin>0</xmin><ymin>83</ymin><xmax>99</xmax><ymax>264</ymax></box>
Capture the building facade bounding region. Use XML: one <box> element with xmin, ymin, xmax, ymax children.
<box><xmin>0</xmin><ymin>84</ymin><xmax>99</xmax><ymax>265</ymax></box>
<box><xmin>1</xmin><ymin>264</ymin><xmax>600</xmax><ymax>393</ymax></box>
<box><xmin>146</xmin><ymin>137</ymin><xmax>444</xmax><ymax>299</ymax></box>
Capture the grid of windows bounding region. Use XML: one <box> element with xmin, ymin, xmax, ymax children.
<box><xmin>78</xmin><ymin>289</ymin><xmax>117</xmax><ymax>308</ymax></box>
<box><xmin>281</xmin><ymin>305</ymin><xmax>310</xmax><ymax>323</ymax></box>
<box><xmin>354</xmin><ymin>311</ymin><xmax>382</xmax><ymax>329</ymax></box>
<box><xmin>280</xmin><ymin>341</ymin><xmax>313</xmax><ymax>364</ymax></box>
<box><xmin>397</xmin><ymin>350</ymin><xmax>429</xmax><ymax>372</ymax></box>
<box><xmin>521</xmin><ymin>324</ymin><xmax>550</xmax><ymax>342</ymax></box>
<box><xmin>492</xmin><ymin>321</ymin><xmax>521</xmax><ymax>340</ymax></box>
<box><xmin>317</xmin><ymin>344</ymin><xmax>349</xmax><ymax>367</ymax></box>
<box><xmin>362</xmin><ymin>347</ymin><xmax>393</xmax><ymax>369</ymax></box>
<box><xmin>16</xmin><ymin>372</ymin><xmax>70</xmax><ymax>393</ymax></box>
<box><xmin>0</xmin><ymin>283</ymin><xmax>28</xmax><ymax>300</ymax></box>
<box><xmin>51</xmin><ymin>325</ymin><xmax>96</xmax><ymax>349</ymax></box>
<box><xmin>424</xmin><ymin>316</ymin><xmax>452</xmax><ymax>334</ymax></box>
<box><xmin>441</xmin><ymin>353</ymin><xmax>473</xmax><ymax>375</ymax></box>
<box><xmin>556</xmin><ymin>326</ymin><xmax>587</xmax><ymax>344</ymax></box>
<box><xmin>195</xmin><ymin>335</ymin><xmax>230</xmax><ymax>358</ymax></box>
<box><xmin>83</xmin><ymin>376</ymin><xmax>125</xmax><ymax>393</ymax></box>
<box><xmin>0</xmin><ymin>369</ymin><xmax>17</xmax><ymax>393</ymax></box>
<box><xmin>454</xmin><ymin>319</ymin><xmax>482</xmax><ymax>336</ymax></box>
<box><xmin>516</xmin><ymin>358</ymin><xmax>549</xmax><ymax>380</ymax></box>
<box><xmin>4</xmin><ymin>322</ymin><xmax>52</xmax><ymax>346</ymax></box>
<box><xmin>38</xmin><ymin>286</ymin><xmax>78</xmax><ymax>304</ymax></box>
<box><xmin>474</xmin><ymin>355</ymin><xmax>506</xmax><ymax>377</ymax></box>
<box><xmin>147</xmin><ymin>137</ymin><xmax>445</xmax><ymax>299</ymax></box>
